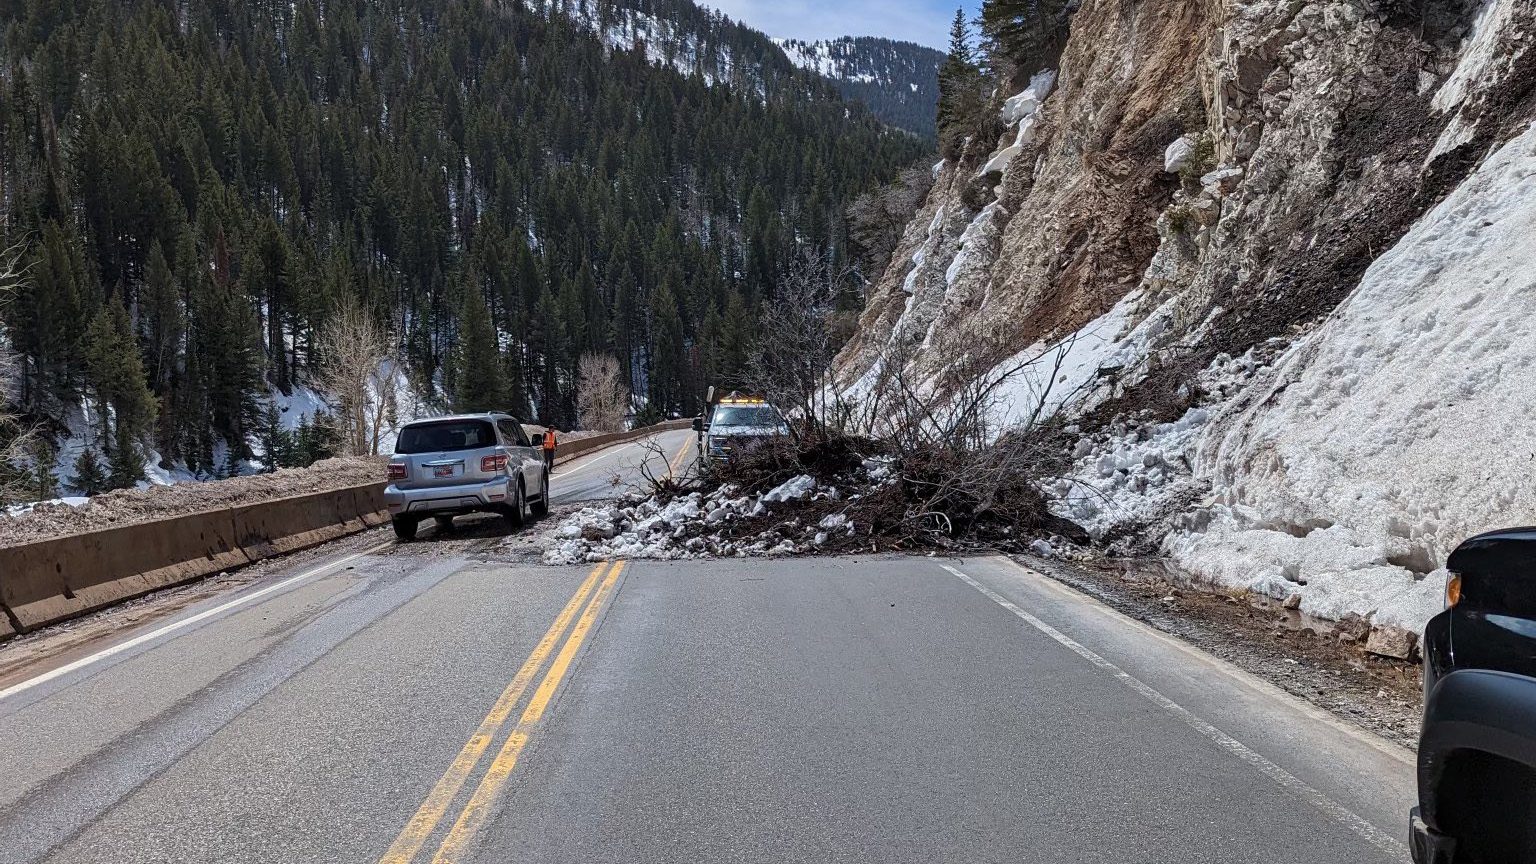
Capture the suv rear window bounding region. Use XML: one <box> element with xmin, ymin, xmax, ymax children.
<box><xmin>396</xmin><ymin>419</ymin><xmax>497</xmax><ymax>454</ymax></box>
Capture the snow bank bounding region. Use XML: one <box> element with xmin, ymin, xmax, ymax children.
<box><xmin>1167</xmin><ymin>121</ymin><xmax>1536</xmax><ymax>632</ymax></box>
<box><xmin>1046</xmin><ymin>349</ymin><xmax>1275</xmax><ymax>540</ymax></box>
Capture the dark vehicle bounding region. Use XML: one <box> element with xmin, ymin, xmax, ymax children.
<box><xmin>692</xmin><ymin>392</ymin><xmax>789</xmax><ymax>462</ymax></box>
<box><xmin>384</xmin><ymin>414</ymin><xmax>551</xmax><ymax>540</ymax></box>
<box><xmin>1413</xmin><ymin>527</ymin><xmax>1536</xmax><ymax>863</ymax></box>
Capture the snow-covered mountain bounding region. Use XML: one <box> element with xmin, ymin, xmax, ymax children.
<box><xmin>774</xmin><ymin>37</ymin><xmax>944</xmax><ymax>140</ymax></box>
<box><xmin>543</xmin><ymin>0</ymin><xmax>804</xmax><ymax>92</ymax></box>
<box><xmin>543</xmin><ymin>3</ymin><xmax>943</xmax><ymax>139</ymax></box>
<box><xmin>832</xmin><ymin>0</ymin><xmax>1536</xmax><ymax>640</ymax></box>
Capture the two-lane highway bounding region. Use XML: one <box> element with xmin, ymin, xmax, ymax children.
<box><xmin>0</xmin><ymin>429</ymin><xmax>1415</xmax><ymax>863</ymax></box>
<box><xmin>550</xmin><ymin>428</ymin><xmax>695</xmax><ymax>505</ymax></box>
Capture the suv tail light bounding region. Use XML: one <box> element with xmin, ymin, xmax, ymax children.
<box><xmin>481</xmin><ymin>454</ymin><xmax>508</xmax><ymax>472</ymax></box>
<box><xmin>387</xmin><ymin>462</ymin><xmax>407</xmax><ymax>480</ymax></box>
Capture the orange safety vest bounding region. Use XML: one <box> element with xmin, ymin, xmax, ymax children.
<box><xmin>543</xmin><ymin>429</ymin><xmax>557</xmax><ymax>451</ymax></box>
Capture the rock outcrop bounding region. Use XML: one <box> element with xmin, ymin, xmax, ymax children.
<box><xmin>834</xmin><ymin>0</ymin><xmax>1536</xmax><ymax>633</ymax></box>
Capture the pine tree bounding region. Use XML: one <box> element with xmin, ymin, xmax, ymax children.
<box><xmin>979</xmin><ymin>0</ymin><xmax>1072</xmax><ymax>73</ymax></box>
<box><xmin>29</xmin><ymin>438</ymin><xmax>58</xmax><ymax>502</ymax></box>
<box><xmin>297</xmin><ymin>411</ymin><xmax>340</xmax><ymax>465</ymax></box>
<box><xmin>293</xmin><ymin>415</ymin><xmax>316</xmax><ymax>466</ymax></box>
<box><xmin>258</xmin><ymin>403</ymin><xmax>294</xmax><ymax>472</ymax></box>
<box><xmin>14</xmin><ymin>221</ymin><xmax>92</xmax><ymax>406</ymax></box>
<box><xmin>454</xmin><ymin>293</ymin><xmax>508</xmax><ymax>414</ymax></box>
<box><xmin>71</xmin><ymin>448</ymin><xmax>108</xmax><ymax>496</ymax></box>
<box><xmin>83</xmin><ymin>296</ymin><xmax>157</xmax><ymax>458</ymax></box>
<box><xmin>107</xmin><ymin>424</ymin><xmax>146</xmax><ymax>489</ymax></box>
<box><xmin>937</xmin><ymin>8</ymin><xmax>986</xmax><ymax>159</ymax></box>
<box><xmin>647</xmin><ymin>279</ymin><xmax>685</xmax><ymax>418</ymax></box>
<box><xmin>218</xmin><ymin>446</ymin><xmax>241</xmax><ymax>481</ymax></box>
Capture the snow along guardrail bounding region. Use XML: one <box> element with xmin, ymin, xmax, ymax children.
<box><xmin>0</xmin><ymin>420</ymin><xmax>691</xmax><ymax>641</ymax></box>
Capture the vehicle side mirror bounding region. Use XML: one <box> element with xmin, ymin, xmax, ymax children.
<box><xmin>530</xmin><ymin>433</ymin><xmax>545</xmax><ymax>448</ymax></box>
<box><xmin>692</xmin><ymin>417</ymin><xmax>705</xmax><ymax>433</ymax></box>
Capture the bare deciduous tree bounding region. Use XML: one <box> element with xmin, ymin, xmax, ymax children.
<box><xmin>847</xmin><ymin>167</ymin><xmax>935</xmax><ymax>287</ymax></box>
<box><xmin>747</xmin><ymin>249</ymin><xmax>856</xmax><ymax>441</ymax></box>
<box><xmin>576</xmin><ymin>353</ymin><xmax>629</xmax><ymax>432</ymax></box>
<box><xmin>317</xmin><ymin>300</ymin><xmax>400</xmax><ymax>456</ymax></box>
<box><xmin>0</xmin><ymin>244</ymin><xmax>38</xmax><ymax>503</ymax></box>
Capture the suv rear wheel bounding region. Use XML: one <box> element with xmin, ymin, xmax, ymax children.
<box><xmin>530</xmin><ymin>470</ymin><xmax>550</xmax><ymax>518</ymax></box>
<box><xmin>503</xmin><ymin>480</ymin><xmax>528</xmax><ymax>529</ymax></box>
<box><xmin>392</xmin><ymin>515</ymin><xmax>420</xmax><ymax>541</ymax></box>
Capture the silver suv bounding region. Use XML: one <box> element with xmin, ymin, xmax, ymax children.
<box><xmin>384</xmin><ymin>413</ymin><xmax>550</xmax><ymax>540</ymax></box>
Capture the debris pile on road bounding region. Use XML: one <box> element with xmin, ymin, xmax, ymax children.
<box><xmin>541</xmin><ymin>434</ymin><xmax>1085</xmax><ymax>564</ymax></box>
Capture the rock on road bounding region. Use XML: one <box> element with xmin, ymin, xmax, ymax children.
<box><xmin>0</xmin><ymin>429</ymin><xmax>1415</xmax><ymax>863</ymax></box>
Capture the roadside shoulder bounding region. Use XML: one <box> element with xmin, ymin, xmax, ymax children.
<box><xmin>1019</xmin><ymin>553</ymin><xmax>1423</xmax><ymax>749</ymax></box>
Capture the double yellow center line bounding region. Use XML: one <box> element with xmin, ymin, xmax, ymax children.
<box><xmin>379</xmin><ymin>560</ymin><xmax>625</xmax><ymax>864</ymax></box>
<box><xmin>664</xmin><ymin>436</ymin><xmax>693</xmax><ymax>480</ymax></box>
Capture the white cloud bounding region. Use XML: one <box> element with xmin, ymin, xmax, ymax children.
<box><xmin>700</xmin><ymin>0</ymin><xmax>952</xmax><ymax>49</ymax></box>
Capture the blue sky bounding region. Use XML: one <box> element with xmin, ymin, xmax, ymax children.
<box><xmin>700</xmin><ymin>1</ymin><xmax>983</xmax><ymax>50</ymax></box>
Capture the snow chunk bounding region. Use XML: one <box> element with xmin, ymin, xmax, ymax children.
<box><xmin>1164</xmin><ymin>135</ymin><xmax>1195</xmax><ymax>173</ymax></box>
<box><xmin>999</xmin><ymin>69</ymin><xmax>1056</xmax><ymax>124</ymax></box>
<box><xmin>818</xmin><ymin>513</ymin><xmax>849</xmax><ymax>530</ymax></box>
<box><xmin>763</xmin><ymin>475</ymin><xmax>817</xmax><ymax>503</ymax></box>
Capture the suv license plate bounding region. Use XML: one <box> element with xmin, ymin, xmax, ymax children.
<box><xmin>434</xmin><ymin>466</ymin><xmax>455</xmax><ymax>478</ymax></box>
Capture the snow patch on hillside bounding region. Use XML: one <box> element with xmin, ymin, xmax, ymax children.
<box><xmin>272</xmin><ymin>385</ymin><xmax>329</xmax><ymax>431</ymax></box>
<box><xmin>546</xmin><ymin>0</ymin><xmax>735</xmax><ymax>85</ymax></box>
<box><xmin>1433</xmin><ymin>0</ymin><xmax>1518</xmax><ymax>113</ymax></box>
<box><xmin>979</xmin><ymin>287</ymin><xmax>1198</xmax><ymax>435</ymax></box>
<box><xmin>981</xmin><ymin>70</ymin><xmax>1055</xmax><ymax>178</ymax></box>
<box><xmin>1431</xmin><ymin>0</ymin><xmax>1526</xmax><ymax>158</ymax></box>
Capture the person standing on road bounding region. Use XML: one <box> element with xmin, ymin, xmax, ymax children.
<box><xmin>543</xmin><ymin>427</ymin><xmax>557</xmax><ymax>470</ymax></box>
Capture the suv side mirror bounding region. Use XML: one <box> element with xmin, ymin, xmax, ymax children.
<box><xmin>530</xmin><ymin>433</ymin><xmax>545</xmax><ymax>448</ymax></box>
<box><xmin>692</xmin><ymin>417</ymin><xmax>705</xmax><ymax>433</ymax></box>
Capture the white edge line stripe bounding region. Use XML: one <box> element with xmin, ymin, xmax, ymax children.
<box><xmin>1001</xmin><ymin>557</ymin><xmax>1416</xmax><ymax>768</ymax></box>
<box><xmin>550</xmin><ymin>435</ymin><xmax>658</xmax><ymax>480</ymax></box>
<box><xmin>0</xmin><ymin>540</ymin><xmax>395</xmax><ymax>702</ymax></box>
<box><xmin>942</xmin><ymin>563</ymin><xmax>1408</xmax><ymax>860</ymax></box>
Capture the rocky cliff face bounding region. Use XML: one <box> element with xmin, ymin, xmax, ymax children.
<box><xmin>835</xmin><ymin>0</ymin><xmax>1536</xmax><ymax>635</ymax></box>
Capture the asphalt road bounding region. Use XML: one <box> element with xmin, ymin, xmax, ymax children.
<box><xmin>549</xmin><ymin>428</ymin><xmax>696</xmax><ymax>505</ymax></box>
<box><xmin>0</xmin><ymin>432</ymin><xmax>1416</xmax><ymax>863</ymax></box>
